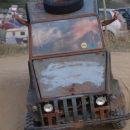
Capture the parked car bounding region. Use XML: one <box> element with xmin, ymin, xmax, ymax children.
<box><xmin>99</xmin><ymin>9</ymin><xmax>129</xmax><ymax>41</ymax></box>
<box><xmin>9</xmin><ymin>5</ymin><xmax>19</xmax><ymax>14</ymax></box>
<box><xmin>117</xmin><ymin>8</ymin><xmax>130</xmax><ymax>16</ymax></box>
<box><xmin>116</xmin><ymin>8</ymin><xmax>130</xmax><ymax>29</ymax></box>
<box><xmin>0</xmin><ymin>19</ymin><xmax>4</xmax><ymax>28</ymax></box>
<box><xmin>2</xmin><ymin>22</ymin><xmax>19</xmax><ymax>30</ymax></box>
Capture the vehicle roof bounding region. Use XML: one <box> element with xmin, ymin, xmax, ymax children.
<box><xmin>26</xmin><ymin>0</ymin><xmax>98</xmax><ymax>23</ymax></box>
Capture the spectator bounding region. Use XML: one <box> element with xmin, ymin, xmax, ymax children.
<box><xmin>12</xmin><ymin>13</ymin><xmax>118</xmax><ymax>27</ymax></box>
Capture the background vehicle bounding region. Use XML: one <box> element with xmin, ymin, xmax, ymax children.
<box><xmin>117</xmin><ymin>8</ymin><xmax>130</xmax><ymax>29</ymax></box>
<box><xmin>117</xmin><ymin>8</ymin><xmax>130</xmax><ymax>15</ymax></box>
<box><xmin>0</xmin><ymin>19</ymin><xmax>3</xmax><ymax>28</ymax></box>
<box><xmin>2</xmin><ymin>22</ymin><xmax>19</xmax><ymax>30</ymax></box>
<box><xmin>24</xmin><ymin>0</ymin><xmax>130</xmax><ymax>130</ymax></box>
<box><xmin>99</xmin><ymin>8</ymin><xmax>128</xmax><ymax>41</ymax></box>
<box><xmin>9</xmin><ymin>5</ymin><xmax>19</xmax><ymax>14</ymax></box>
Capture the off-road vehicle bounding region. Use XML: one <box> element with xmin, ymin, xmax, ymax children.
<box><xmin>25</xmin><ymin>0</ymin><xmax>130</xmax><ymax>129</ymax></box>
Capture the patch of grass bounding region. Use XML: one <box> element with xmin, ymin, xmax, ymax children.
<box><xmin>0</xmin><ymin>44</ymin><xmax>28</xmax><ymax>56</ymax></box>
<box><xmin>106</xmin><ymin>40</ymin><xmax>130</xmax><ymax>52</ymax></box>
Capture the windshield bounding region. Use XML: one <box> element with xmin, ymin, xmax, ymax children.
<box><xmin>31</xmin><ymin>16</ymin><xmax>103</xmax><ymax>56</ymax></box>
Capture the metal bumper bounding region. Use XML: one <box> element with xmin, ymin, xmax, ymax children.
<box><xmin>24</xmin><ymin>113</ymin><xmax>130</xmax><ymax>130</ymax></box>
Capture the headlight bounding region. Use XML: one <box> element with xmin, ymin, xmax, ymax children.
<box><xmin>44</xmin><ymin>104</ymin><xmax>53</xmax><ymax>113</ymax></box>
<box><xmin>96</xmin><ymin>96</ymin><xmax>105</xmax><ymax>106</ymax></box>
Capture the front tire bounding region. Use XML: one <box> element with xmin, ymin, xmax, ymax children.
<box><xmin>112</xmin><ymin>121</ymin><xmax>126</xmax><ymax>129</ymax></box>
<box><xmin>25</xmin><ymin>111</ymin><xmax>34</xmax><ymax>128</ymax></box>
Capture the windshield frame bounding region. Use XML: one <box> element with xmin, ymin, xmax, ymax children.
<box><xmin>29</xmin><ymin>13</ymin><xmax>106</xmax><ymax>60</ymax></box>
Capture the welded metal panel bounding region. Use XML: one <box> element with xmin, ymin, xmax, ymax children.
<box><xmin>33</xmin><ymin>52</ymin><xmax>106</xmax><ymax>99</ymax></box>
<box><xmin>27</xmin><ymin>0</ymin><xmax>98</xmax><ymax>23</ymax></box>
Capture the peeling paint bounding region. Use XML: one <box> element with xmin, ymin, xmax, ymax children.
<box><xmin>40</xmin><ymin>61</ymin><xmax>104</xmax><ymax>91</ymax></box>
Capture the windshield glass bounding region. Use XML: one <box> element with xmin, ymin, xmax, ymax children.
<box><xmin>32</xmin><ymin>16</ymin><xmax>103</xmax><ymax>56</ymax></box>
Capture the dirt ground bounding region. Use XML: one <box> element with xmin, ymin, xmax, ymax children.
<box><xmin>0</xmin><ymin>52</ymin><xmax>130</xmax><ymax>130</ymax></box>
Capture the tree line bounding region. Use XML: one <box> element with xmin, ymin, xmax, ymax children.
<box><xmin>0</xmin><ymin>0</ymin><xmax>27</xmax><ymax>9</ymax></box>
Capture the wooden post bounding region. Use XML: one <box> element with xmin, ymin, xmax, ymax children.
<box><xmin>103</xmin><ymin>0</ymin><xmax>108</xmax><ymax>43</ymax></box>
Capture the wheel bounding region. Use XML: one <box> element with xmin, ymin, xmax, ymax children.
<box><xmin>112</xmin><ymin>105</ymin><xmax>126</xmax><ymax>129</ymax></box>
<box><xmin>25</xmin><ymin>111</ymin><xmax>34</xmax><ymax>128</ymax></box>
<box><xmin>44</xmin><ymin>0</ymin><xmax>84</xmax><ymax>14</ymax></box>
<box><xmin>112</xmin><ymin>121</ymin><xmax>126</xmax><ymax>129</ymax></box>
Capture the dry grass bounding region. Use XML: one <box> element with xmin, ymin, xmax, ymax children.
<box><xmin>0</xmin><ymin>35</ymin><xmax>130</xmax><ymax>57</ymax></box>
<box><xmin>106</xmin><ymin>41</ymin><xmax>130</xmax><ymax>52</ymax></box>
<box><xmin>106</xmin><ymin>35</ymin><xmax>130</xmax><ymax>52</ymax></box>
<box><xmin>0</xmin><ymin>44</ymin><xmax>28</xmax><ymax>56</ymax></box>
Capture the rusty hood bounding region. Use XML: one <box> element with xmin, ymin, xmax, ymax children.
<box><xmin>33</xmin><ymin>52</ymin><xmax>106</xmax><ymax>99</ymax></box>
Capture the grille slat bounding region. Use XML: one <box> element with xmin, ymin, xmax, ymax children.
<box><xmin>81</xmin><ymin>97</ymin><xmax>88</xmax><ymax>121</ymax></box>
<box><xmin>63</xmin><ymin>99</ymin><xmax>70</xmax><ymax>123</ymax></box>
<box><xmin>72</xmin><ymin>98</ymin><xmax>79</xmax><ymax>122</ymax></box>
<box><xmin>39</xmin><ymin>104</ymin><xmax>45</xmax><ymax>126</ymax></box>
<box><xmin>89</xmin><ymin>95</ymin><xmax>95</xmax><ymax>119</ymax></box>
<box><xmin>54</xmin><ymin>100</ymin><xmax>60</xmax><ymax>124</ymax></box>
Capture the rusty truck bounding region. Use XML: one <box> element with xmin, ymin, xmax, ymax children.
<box><xmin>24</xmin><ymin>0</ymin><xmax>130</xmax><ymax>129</ymax></box>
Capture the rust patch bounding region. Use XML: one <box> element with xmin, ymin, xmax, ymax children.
<box><xmin>69</xmin><ymin>84</ymin><xmax>75</xmax><ymax>92</ymax></box>
<box><xmin>74</xmin><ymin>122</ymin><xmax>84</xmax><ymax>128</ymax></box>
<box><xmin>42</xmin><ymin>113</ymin><xmax>56</xmax><ymax>126</ymax></box>
<box><xmin>94</xmin><ymin>106</ymin><xmax>110</xmax><ymax>120</ymax></box>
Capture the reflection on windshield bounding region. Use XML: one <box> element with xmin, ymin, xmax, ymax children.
<box><xmin>32</xmin><ymin>16</ymin><xmax>102</xmax><ymax>56</ymax></box>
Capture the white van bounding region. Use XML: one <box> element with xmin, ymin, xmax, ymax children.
<box><xmin>99</xmin><ymin>8</ymin><xmax>129</xmax><ymax>39</ymax></box>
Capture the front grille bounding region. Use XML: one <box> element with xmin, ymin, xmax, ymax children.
<box><xmin>40</xmin><ymin>95</ymin><xmax>109</xmax><ymax>126</ymax></box>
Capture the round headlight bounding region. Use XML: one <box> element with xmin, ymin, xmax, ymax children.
<box><xmin>96</xmin><ymin>97</ymin><xmax>105</xmax><ymax>106</ymax></box>
<box><xmin>44</xmin><ymin>104</ymin><xmax>53</xmax><ymax>113</ymax></box>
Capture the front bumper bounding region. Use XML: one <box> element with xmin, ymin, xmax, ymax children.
<box><xmin>25</xmin><ymin>113</ymin><xmax>130</xmax><ymax>130</ymax></box>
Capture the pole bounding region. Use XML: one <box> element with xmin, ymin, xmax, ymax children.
<box><xmin>103</xmin><ymin>0</ymin><xmax>108</xmax><ymax>43</ymax></box>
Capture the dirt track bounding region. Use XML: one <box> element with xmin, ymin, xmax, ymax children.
<box><xmin>0</xmin><ymin>52</ymin><xmax>130</xmax><ymax>130</ymax></box>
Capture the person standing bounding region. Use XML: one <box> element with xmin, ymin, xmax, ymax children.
<box><xmin>12</xmin><ymin>13</ymin><xmax>118</xmax><ymax>27</ymax></box>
